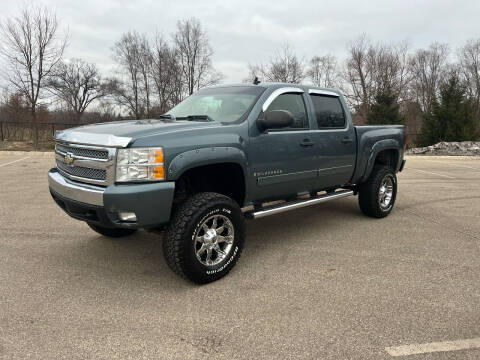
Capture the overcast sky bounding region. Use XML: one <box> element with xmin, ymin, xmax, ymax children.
<box><xmin>1</xmin><ymin>0</ymin><xmax>480</xmax><ymax>84</ymax></box>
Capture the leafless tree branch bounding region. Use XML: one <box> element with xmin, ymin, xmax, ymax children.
<box><xmin>0</xmin><ymin>5</ymin><xmax>67</xmax><ymax>147</ymax></box>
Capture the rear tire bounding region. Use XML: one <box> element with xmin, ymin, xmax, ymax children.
<box><xmin>87</xmin><ymin>223</ymin><xmax>137</xmax><ymax>238</ymax></box>
<box><xmin>163</xmin><ymin>192</ymin><xmax>245</xmax><ymax>284</ymax></box>
<box><xmin>358</xmin><ymin>166</ymin><xmax>397</xmax><ymax>218</ymax></box>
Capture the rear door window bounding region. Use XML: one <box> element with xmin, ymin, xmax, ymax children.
<box><xmin>310</xmin><ymin>94</ymin><xmax>346</xmax><ymax>128</ymax></box>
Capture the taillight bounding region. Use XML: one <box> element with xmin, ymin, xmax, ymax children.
<box><xmin>404</xmin><ymin>135</ymin><xmax>407</xmax><ymax>151</ymax></box>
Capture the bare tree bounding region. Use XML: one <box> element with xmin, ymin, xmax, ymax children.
<box><xmin>459</xmin><ymin>39</ymin><xmax>480</xmax><ymax>115</ymax></box>
<box><xmin>248</xmin><ymin>45</ymin><xmax>305</xmax><ymax>84</ymax></box>
<box><xmin>174</xmin><ymin>18</ymin><xmax>222</xmax><ymax>95</ymax></box>
<box><xmin>150</xmin><ymin>34</ymin><xmax>183</xmax><ymax>113</ymax></box>
<box><xmin>409</xmin><ymin>42</ymin><xmax>449</xmax><ymax>114</ymax></box>
<box><xmin>307</xmin><ymin>55</ymin><xmax>338</xmax><ymax>88</ymax></box>
<box><xmin>341</xmin><ymin>35</ymin><xmax>412</xmax><ymax>123</ymax></box>
<box><xmin>341</xmin><ymin>34</ymin><xmax>375</xmax><ymax>122</ymax></box>
<box><xmin>48</xmin><ymin>59</ymin><xmax>110</xmax><ymax>120</ymax></box>
<box><xmin>0</xmin><ymin>90</ymin><xmax>30</xmax><ymax>123</ymax></box>
<box><xmin>138</xmin><ymin>36</ymin><xmax>153</xmax><ymax>116</ymax></box>
<box><xmin>0</xmin><ymin>6</ymin><xmax>67</xmax><ymax>148</ymax></box>
<box><xmin>111</xmin><ymin>31</ymin><xmax>146</xmax><ymax>119</ymax></box>
<box><xmin>392</xmin><ymin>41</ymin><xmax>412</xmax><ymax>101</ymax></box>
<box><xmin>369</xmin><ymin>41</ymin><xmax>411</xmax><ymax>100</ymax></box>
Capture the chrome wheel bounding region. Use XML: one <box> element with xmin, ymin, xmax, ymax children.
<box><xmin>378</xmin><ymin>175</ymin><xmax>394</xmax><ymax>210</ymax></box>
<box><xmin>194</xmin><ymin>214</ymin><xmax>234</xmax><ymax>267</ymax></box>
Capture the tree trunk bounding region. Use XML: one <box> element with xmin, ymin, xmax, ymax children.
<box><xmin>31</xmin><ymin>108</ymin><xmax>38</xmax><ymax>149</ymax></box>
<box><xmin>75</xmin><ymin>111</ymin><xmax>83</xmax><ymax>123</ymax></box>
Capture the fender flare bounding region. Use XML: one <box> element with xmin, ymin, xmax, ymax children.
<box><xmin>167</xmin><ymin>147</ymin><xmax>249</xmax><ymax>202</ymax></box>
<box><xmin>167</xmin><ymin>147</ymin><xmax>248</xmax><ymax>180</ymax></box>
<box><xmin>360</xmin><ymin>139</ymin><xmax>401</xmax><ymax>183</ymax></box>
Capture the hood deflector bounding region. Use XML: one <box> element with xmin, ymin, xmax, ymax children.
<box><xmin>55</xmin><ymin>130</ymin><xmax>132</xmax><ymax>148</ymax></box>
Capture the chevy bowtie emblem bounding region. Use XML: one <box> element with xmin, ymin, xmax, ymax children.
<box><xmin>64</xmin><ymin>153</ymin><xmax>74</xmax><ymax>165</ymax></box>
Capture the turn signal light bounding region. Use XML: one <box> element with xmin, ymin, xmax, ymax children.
<box><xmin>152</xmin><ymin>166</ymin><xmax>164</xmax><ymax>179</ymax></box>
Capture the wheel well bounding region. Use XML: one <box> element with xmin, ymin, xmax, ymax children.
<box><xmin>173</xmin><ymin>163</ymin><xmax>246</xmax><ymax>206</ymax></box>
<box><xmin>374</xmin><ymin>149</ymin><xmax>398</xmax><ymax>170</ymax></box>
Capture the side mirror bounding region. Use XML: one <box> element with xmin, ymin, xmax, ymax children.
<box><xmin>257</xmin><ymin>110</ymin><xmax>294</xmax><ymax>131</ymax></box>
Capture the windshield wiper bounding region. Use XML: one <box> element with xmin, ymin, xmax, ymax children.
<box><xmin>176</xmin><ymin>115</ymin><xmax>215</xmax><ymax>122</ymax></box>
<box><xmin>156</xmin><ymin>114</ymin><xmax>176</xmax><ymax>121</ymax></box>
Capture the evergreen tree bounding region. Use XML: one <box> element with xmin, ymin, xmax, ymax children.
<box><xmin>418</xmin><ymin>73</ymin><xmax>479</xmax><ymax>146</ymax></box>
<box><xmin>367</xmin><ymin>90</ymin><xmax>403</xmax><ymax>125</ymax></box>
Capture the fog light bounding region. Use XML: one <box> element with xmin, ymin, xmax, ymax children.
<box><xmin>118</xmin><ymin>211</ymin><xmax>137</xmax><ymax>222</ymax></box>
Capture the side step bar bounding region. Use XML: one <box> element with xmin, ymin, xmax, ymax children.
<box><xmin>245</xmin><ymin>190</ymin><xmax>354</xmax><ymax>219</ymax></box>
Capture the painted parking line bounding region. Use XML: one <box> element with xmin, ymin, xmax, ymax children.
<box><xmin>385</xmin><ymin>337</ymin><xmax>480</xmax><ymax>357</ymax></box>
<box><xmin>421</xmin><ymin>159</ymin><xmax>480</xmax><ymax>171</ymax></box>
<box><xmin>0</xmin><ymin>156</ymin><xmax>31</xmax><ymax>168</ymax></box>
<box><xmin>408</xmin><ymin>168</ymin><xmax>456</xmax><ymax>179</ymax></box>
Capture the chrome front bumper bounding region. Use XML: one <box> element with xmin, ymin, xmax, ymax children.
<box><xmin>48</xmin><ymin>169</ymin><xmax>104</xmax><ymax>206</ymax></box>
<box><xmin>48</xmin><ymin>168</ymin><xmax>176</xmax><ymax>228</ymax></box>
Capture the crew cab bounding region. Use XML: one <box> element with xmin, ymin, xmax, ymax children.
<box><xmin>48</xmin><ymin>83</ymin><xmax>406</xmax><ymax>283</ymax></box>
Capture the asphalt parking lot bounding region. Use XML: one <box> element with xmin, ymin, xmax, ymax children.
<box><xmin>0</xmin><ymin>152</ymin><xmax>479</xmax><ymax>359</ymax></box>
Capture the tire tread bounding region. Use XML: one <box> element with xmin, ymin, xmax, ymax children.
<box><xmin>163</xmin><ymin>192</ymin><xmax>244</xmax><ymax>283</ymax></box>
<box><xmin>358</xmin><ymin>165</ymin><xmax>397</xmax><ymax>218</ymax></box>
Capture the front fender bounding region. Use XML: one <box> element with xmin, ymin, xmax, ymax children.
<box><xmin>167</xmin><ymin>146</ymin><xmax>248</xmax><ymax>181</ymax></box>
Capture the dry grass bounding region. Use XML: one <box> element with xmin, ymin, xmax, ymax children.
<box><xmin>0</xmin><ymin>140</ymin><xmax>54</xmax><ymax>151</ymax></box>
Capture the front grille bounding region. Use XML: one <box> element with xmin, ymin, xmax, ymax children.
<box><xmin>55</xmin><ymin>141</ymin><xmax>115</xmax><ymax>185</ymax></box>
<box><xmin>57</xmin><ymin>161</ymin><xmax>107</xmax><ymax>181</ymax></box>
<box><xmin>56</xmin><ymin>143</ymin><xmax>108</xmax><ymax>160</ymax></box>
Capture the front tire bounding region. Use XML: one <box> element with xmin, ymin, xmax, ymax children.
<box><xmin>163</xmin><ymin>192</ymin><xmax>245</xmax><ymax>284</ymax></box>
<box><xmin>358</xmin><ymin>166</ymin><xmax>397</xmax><ymax>218</ymax></box>
<box><xmin>87</xmin><ymin>223</ymin><xmax>137</xmax><ymax>238</ymax></box>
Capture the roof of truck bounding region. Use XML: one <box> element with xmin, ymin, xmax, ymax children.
<box><xmin>206</xmin><ymin>82</ymin><xmax>342</xmax><ymax>96</ymax></box>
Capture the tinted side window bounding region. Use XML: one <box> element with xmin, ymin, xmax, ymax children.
<box><xmin>310</xmin><ymin>95</ymin><xmax>346</xmax><ymax>128</ymax></box>
<box><xmin>266</xmin><ymin>93</ymin><xmax>309</xmax><ymax>129</ymax></box>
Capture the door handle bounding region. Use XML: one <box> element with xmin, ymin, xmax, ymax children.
<box><xmin>300</xmin><ymin>139</ymin><xmax>315</xmax><ymax>147</ymax></box>
<box><xmin>341</xmin><ymin>136</ymin><xmax>354</xmax><ymax>144</ymax></box>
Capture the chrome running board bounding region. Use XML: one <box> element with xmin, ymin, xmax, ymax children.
<box><xmin>245</xmin><ymin>190</ymin><xmax>354</xmax><ymax>219</ymax></box>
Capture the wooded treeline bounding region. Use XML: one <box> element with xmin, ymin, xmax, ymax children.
<box><xmin>0</xmin><ymin>5</ymin><xmax>479</xmax><ymax>148</ymax></box>
<box><xmin>249</xmin><ymin>36</ymin><xmax>480</xmax><ymax>146</ymax></box>
<box><xmin>0</xmin><ymin>6</ymin><xmax>221</xmax><ymax>147</ymax></box>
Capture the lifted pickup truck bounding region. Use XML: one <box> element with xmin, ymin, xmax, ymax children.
<box><xmin>49</xmin><ymin>83</ymin><xmax>406</xmax><ymax>283</ymax></box>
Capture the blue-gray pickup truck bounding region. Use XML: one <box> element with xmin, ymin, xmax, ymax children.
<box><xmin>49</xmin><ymin>83</ymin><xmax>406</xmax><ymax>283</ymax></box>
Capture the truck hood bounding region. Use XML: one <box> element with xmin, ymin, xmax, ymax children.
<box><xmin>68</xmin><ymin>119</ymin><xmax>219</xmax><ymax>139</ymax></box>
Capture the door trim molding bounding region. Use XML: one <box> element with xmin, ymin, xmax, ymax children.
<box><xmin>257</xmin><ymin>165</ymin><xmax>354</xmax><ymax>186</ymax></box>
<box><xmin>318</xmin><ymin>164</ymin><xmax>353</xmax><ymax>172</ymax></box>
<box><xmin>257</xmin><ymin>169</ymin><xmax>317</xmax><ymax>186</ymax></box>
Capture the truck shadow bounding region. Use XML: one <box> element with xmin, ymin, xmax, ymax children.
<box><xmin>64</xmin><ymin>199</ymin><xmax>362</xmax><ymax>288</ymax></box>
<box><xmin>244</xmin><ymin>200</ymin><xmax>361</xmax><ymax>255</ymax></box>
<box><xmin>65</xmin><ymin>229</ymin><xmax>192</xmax><ymax>290</ymax></box>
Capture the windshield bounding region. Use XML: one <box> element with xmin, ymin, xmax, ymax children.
<box><xmin>167</xmin><ymin>86</ymin><xmax>265</xmax><ymax>124</ymax></box>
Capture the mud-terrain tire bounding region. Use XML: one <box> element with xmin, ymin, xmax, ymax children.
<box><xmin>87</xmin><ymin>223</ymin><xmax>137</xmax><ymax>238</ymax></box>
<box><xmin>358</xmin><ymin>166</ymin><xmax>397</xmax><ymax>218</ymax></box>
<box><xmin>163</xmin><ymin>192</ymin><xmax>245</xmax><ymax>284</ymax></box>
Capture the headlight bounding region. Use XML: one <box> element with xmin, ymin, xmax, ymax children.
<box><xmin>116</xmin><ymin>147</ymin><xmax>164</xmax><ymax>182</ymax></box>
